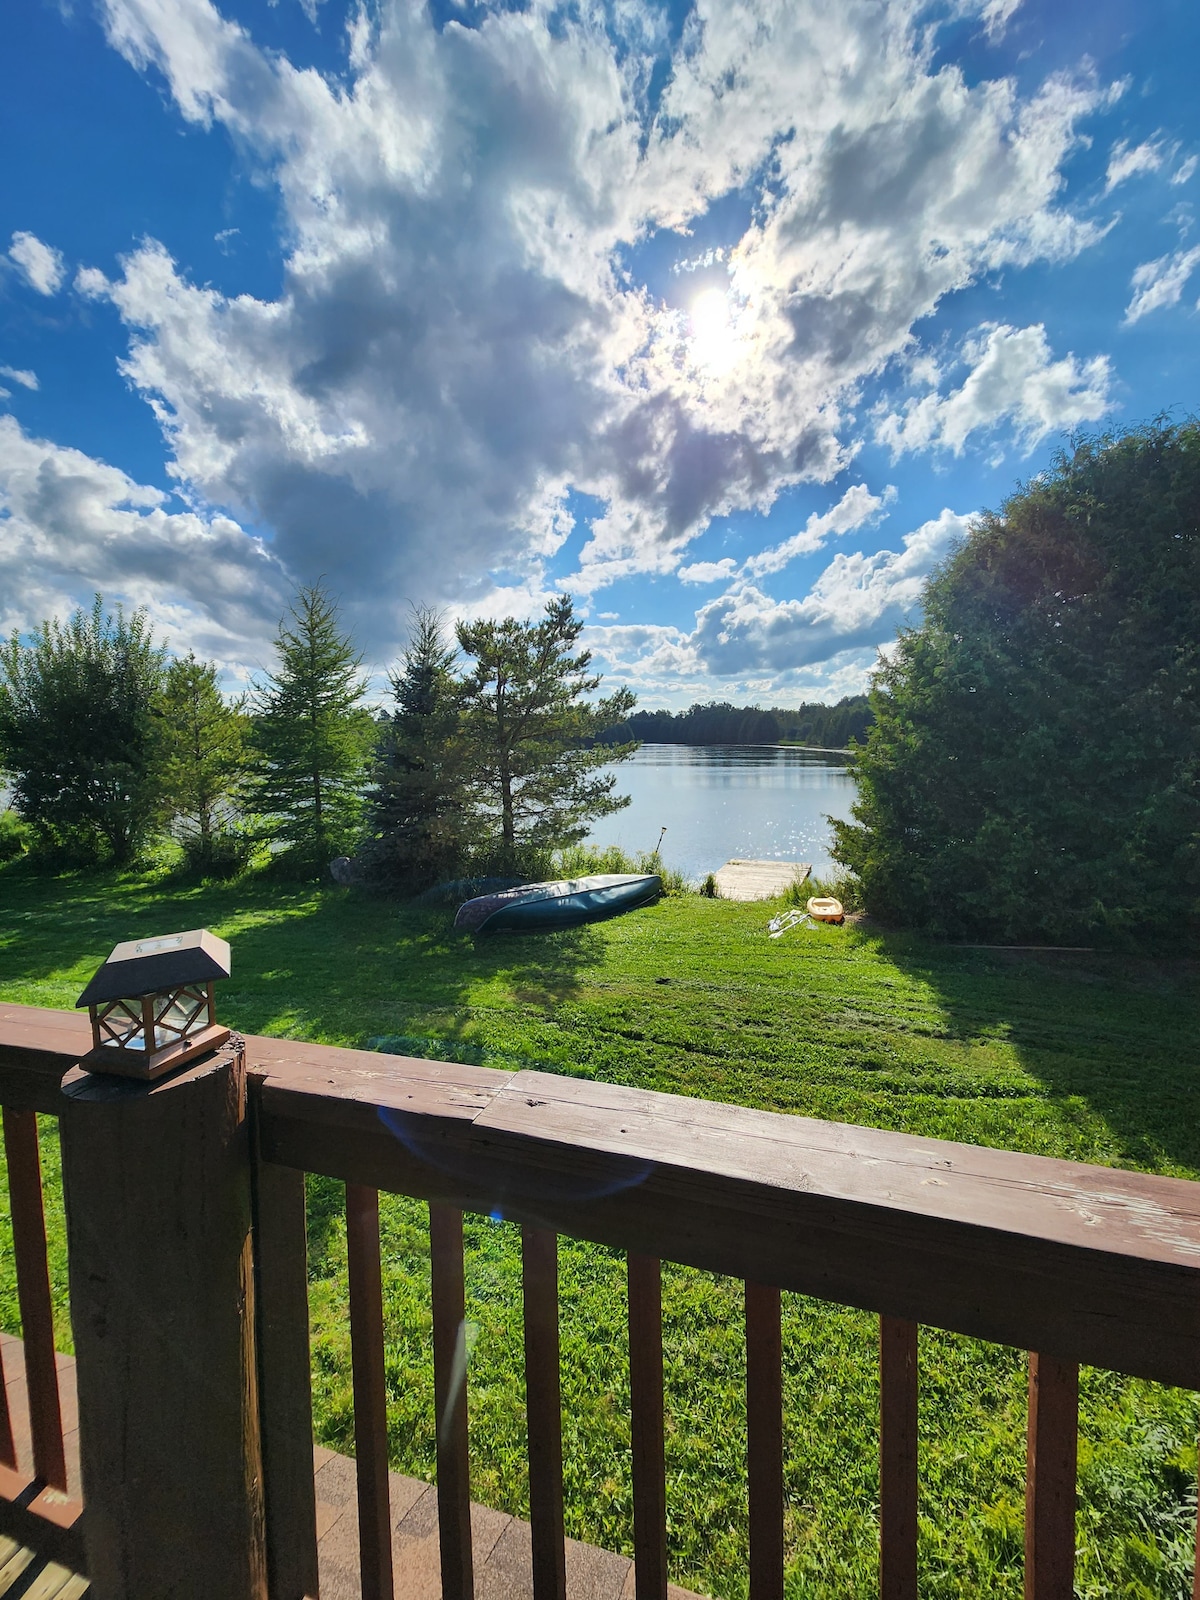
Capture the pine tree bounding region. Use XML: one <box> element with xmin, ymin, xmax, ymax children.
<box><xmin>0</xmin><ymin>595</ymin><xmax>166</xmax><ymax>865</ymax></box>
<box><xmin>159</xmin><ymin>653</ymin><xmax>250</xmax><ymax>873</ymax></box>
<box><xmin>363</xmin><ymin>608</ymin><xmax>471</xmax><ymax>890</ymax></box>
<box><xmin>250</xmin><ymin>584</ymin><xmax>372</xmax><ymax>874</ymax></box>
<box><xmin>456</xmin><ymin>595</ymin><xmax>637</xmax><ymax>871</ymax></box>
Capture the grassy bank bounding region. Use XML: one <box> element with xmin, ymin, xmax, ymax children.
<box><xmin>1</xmin><ymin>860</ymin><xmax>1197</xmax><ymax>1596</ymax></box>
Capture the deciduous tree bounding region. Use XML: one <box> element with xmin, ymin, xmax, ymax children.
<box><xmin>159</xmin><ymin>653</ymin><xmax>250</xmax><ymax>873</ymax></box>
<box><xmin>833</xmin><ymin>421</ymin><xmax>1200</xmax><ymax>945</ymax></box>
<box><xmin>0</xmin><ymin>596</ymin><xmax>166</xmax><ymax>865</ymax></box>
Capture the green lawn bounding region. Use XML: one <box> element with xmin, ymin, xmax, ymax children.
<box><xmin>1</xmin><ymin>860</ymin><xmax>1198</xmax><ymax>1597</ymax></box>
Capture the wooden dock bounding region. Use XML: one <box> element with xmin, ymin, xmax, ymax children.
<box><xmin>712</xmin><ymin>860</ymin><xmax>810</xmax><ymax>901</ymax></box>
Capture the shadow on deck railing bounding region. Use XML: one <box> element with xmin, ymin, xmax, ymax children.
<box><xmin>2</xmin><ymin>999</ymin><xmax>1199</xmax><ymax>1600</ymax></box>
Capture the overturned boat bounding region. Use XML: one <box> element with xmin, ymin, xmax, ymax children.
<box><xmin>454</xmin><ymin>873</ymin><xmax>662</xmax><ymax>934</ymax></box>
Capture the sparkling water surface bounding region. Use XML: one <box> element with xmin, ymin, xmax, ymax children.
<box><xmin>586</xmin><ymin>743</ymin><xmax>858</xmax><ymax>884</ymax></box>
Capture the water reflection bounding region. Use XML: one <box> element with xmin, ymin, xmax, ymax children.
<box><xmin>588</xmin><ymin>743</ymin><xmax>858</xmax><ymax>882</ymax></box>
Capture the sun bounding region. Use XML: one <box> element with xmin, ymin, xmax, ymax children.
<box><xmin>688</xmin><ymin>287</ymin><xmax>740</xmax><ymax>372</ymax></box>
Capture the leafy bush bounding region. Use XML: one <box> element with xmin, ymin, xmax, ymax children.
<box><xmin>0</xmin><ymin>809</ymin><xmax>28</xmax><ymax>862</ymax></box>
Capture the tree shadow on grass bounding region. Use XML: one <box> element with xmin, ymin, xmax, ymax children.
<box><xmin>0</xmin><ymin>859</ymin><xmax>603</xmax><ymax>1071</ymax></box>
<box><xmin>858</xmin><ymin>921</ymin><xmax>1200</xmax><ymax>1177</ymax></box>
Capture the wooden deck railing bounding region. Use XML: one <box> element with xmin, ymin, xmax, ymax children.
<box><xmin>2</xmin><ymin>999</ymin><xmax>1200</xmax><ymax>1600</ymax></box>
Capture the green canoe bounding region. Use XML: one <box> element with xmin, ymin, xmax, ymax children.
<box><xmin>454</xmin><ymin>873</ymin><xmax>662</xmax><ymax>934</ymax></box>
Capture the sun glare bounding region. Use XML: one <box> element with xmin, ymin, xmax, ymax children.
<box><xmin>689</xmin><ymin>287</ymin><xmax>740</xmax><ymax>372</ymax></box>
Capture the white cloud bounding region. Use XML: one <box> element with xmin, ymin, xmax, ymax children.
<box><xmin>978</xmin><ymin>0</ymin><xmax>1024</xmax><ymax>41</ymax></box>
<box><xmin>0</xmin><ymin>366</ymin><xmax>38</xmax><ymax>391</ymax></box>
<box><xmin>7</xmin><ymin>232</ymin><xmax>66</xmax><ymax>296</ymax></box>
<box><xmin>689</xmin><ymin>509</ymin><xmax>972</xmax><ymax>674</ymax></box>
<box><xmin>678</xmin><ymin>558</ymin><xmax>738</xmax><ymax>585</ymax></box>
<box><xmin>744</xmin><ymin>483</ymin><xmax>896</xmax><ymax>578</ymax></box>
<box><xmin>0</xmin><ymin>414</ymin><xmax>289</xmax><ymax>674</ymax></box>
<box><xmin>587</xmin><ymin>507</ymin><xmax>972</xmax><ymax>704</ymax></box>
<box><xmin>1104</xmin><ymin>138</ymin><xmax>1165</xmax><ymax>194</ymax></box>
<box><xmin>1124</xmin><ymin>245</ymin><xmax>1200</xmax><ymax>323</ymax></box>
<box><xmin>878</xmin><ymin>323</ymin><xmax>1112</xmax><ymax>456</ymax></box>
<box><xmin>1172</xmin><ymin>155</ymin><xmax>1198</xmax><ymax>187</ymax></box>
<box><xmin>76</xmin><ymin>0</ymin><xmax>1116</xmax><ymax>661</ymax></box>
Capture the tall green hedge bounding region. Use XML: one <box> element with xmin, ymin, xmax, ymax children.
<box><xmin>833</xmin><ymin>422</ymin><xmax>1200</xmax><ymax>946</ymax></box>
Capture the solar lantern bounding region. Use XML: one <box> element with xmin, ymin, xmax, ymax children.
<box><xmin>76</xmin><ymin>929</ymin><xmax>232</xmax><ymax>1080</ymax></box>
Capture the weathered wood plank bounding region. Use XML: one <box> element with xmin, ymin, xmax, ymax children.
<box><xmin>879</xmin><ymin>1317</ymin><xmax>918</xmax><ymax>1600</ymax></box>
<box><xmin>250</xmin><ymin>1056</ymin><xmax>1200</xmax><ymax>1388</ymax></box>
<box><xmin>0</xmin><ymin>1008</ymin><xmax>91</xmax><ymax>1114</ymax></box>
<box><xmin>2</xmin><ymin>1111</ymin><xmax>67</xmax><ymax>1492</ymax></box>
<box><xmin>431</xmin><ymin>1204</ymin><xmax>474</xmax><ymax>1600</ymax></box>
<box><xmin>346</xmin><ymin>1184</ymin><xmax>395</xmax><ymax>1600</ymax></box>
<box><xmin>251</xmin><ymin>1160</ymin><xmax>319</xmax><ymax>1600</ymax></box>
<box><xmin>59</xmin><ymin>1042</ymin><xmax>267</xmax><ymax>1600</ymax></box>
<box><xmin>522</xmin><ymin>1228</ymin><xmax>567</xmax><ymax>1600</ymax></box>
<box><xmin>1025</xmin><ymin>1354</ymin><xmax>1077</xmax><ymax>1600</ymax></box>
<box><xmin>745</xmin><ymin>1283</ymin><xmax>784</xmax><ymax>1600</ymax></box>
<box><xmin>627</xmin><ymin>1255</ymin><xmax>667</xmax><ymax>1600</ymax></box>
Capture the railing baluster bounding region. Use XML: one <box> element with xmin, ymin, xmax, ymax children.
<box><xmin>252</xmin><ymin>1159</ymin><xmax>320</xmax><ymax>1600</ymax></box>
<box><xmin>346</xmin><ymin>1182</ymin><xmax>395</xmax><ymax>1600</ymax></box>
<box><xmin>628</xmin><ymin>1253</ymin><xmax>667</xmax><ymax>1600</ymax></box>
<box><xmin>879</xmin><ymin>1316</ymin><xmax>918</xmax><ymax>1600</ymax></box>
<box><xmin>431</xmin><ymin>1203</ymin><xmax>474</xmax><ymax>1600</ymax></box>
<box><xmin>1025</xmin><ymin>1353</ymin><xmax>1077</xmax><ymax>1600</ymax></box>
<box><xmin>523</xmin><ymin>1226</ymin><xmax>567</xmax><ymax>1600</ymax></box>
<box><xmin>0</xmin><ymin>1334</ymin><xmax>14</xmax><ymax>1470</ymax></box>
<box><xmin>2</xmin><ymin>1108</ymin><xmax>66</xmax><ymax>1490</ymax></box>
<box><xmin>745</xmin><ymin>1282</ymin><xmax>785</xmax><ymax>1600</ymax></box>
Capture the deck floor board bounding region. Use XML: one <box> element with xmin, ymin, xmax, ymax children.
<box><xmin>1</xmin><ymin>1338</ymin><xmax>703</xmax><ymax>1600</ymax></box>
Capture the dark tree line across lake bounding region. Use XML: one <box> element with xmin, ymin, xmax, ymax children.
<box><xmin>599</xmin><ymin>695</ymin><xmax>872</xmax><ymax>750</ymax></box>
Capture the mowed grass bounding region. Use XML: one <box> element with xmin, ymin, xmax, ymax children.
<box><xmin>1</xmin><ymin>860</ymin><xmax>1198</xmax><ymax>1597</ymax></box>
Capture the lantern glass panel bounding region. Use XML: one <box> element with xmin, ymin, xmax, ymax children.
<box><xmin>98</xmin><ymin>999</ymin><xmax>145</xmax><ymax>1048</ymax></box>
<box><xmin>152</xmin><ymin>987</ymin><xmax>208</xmax><ymax>1048</ymax></box>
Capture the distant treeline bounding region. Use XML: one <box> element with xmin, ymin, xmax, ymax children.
<box><xmin>599</xmin><ymin>696</ymin><xmax>872</xmax><ymax>750</ymax></box>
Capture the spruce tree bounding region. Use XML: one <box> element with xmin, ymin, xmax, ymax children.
<box><xmin>456</xmin><ymin>595</ymin><xmax>638</xmax><ymax>871</ymax></box>
<box><xmin>159</xmin><ymin>652</ymin><xmax>250</xmax><ymax>872</ymax></box>
<box><xmin>250</xmin><ymin>584</ymin><xmax>371</xmax><ymax>874</ymax></box>
<box><xmin>363</xmin><ymin>608</ymin><xmax>471</xmax><ymax>890</ymax></box>
<box><xmin>0</xmin><ymin>596</ymin><xmax>166</xmax><ymax>865</ymax></box>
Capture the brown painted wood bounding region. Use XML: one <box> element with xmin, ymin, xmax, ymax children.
<box><xmin>252</xmin><ymin>1159</ymin><xmax>320</xmax><ymax>1600</ymax></box>
<box><xmin>628</xmin><ymin>1254</ymin><xmax>667</xmax><ymax>1600</ymax></box>
<box><xmin>1025</xmin><ymin>1353</ymin><xmax>1077</xmax><ymax>1600</ymax></box>
<box><xmin>879</xmin><ymin>1317</ymin><xmax>918</xmax><ymax>1600</ymax></box>
<box><xmin>745</xmin><ymin>1282</ymin><xmax>784</xmax><ymax>1600</ymax></box>
<box><xmin>522</xmin><ymin>1227</ymin><xmax>567</xmax><ymax>1600</ymax></box>
<box><xmin>0</xmin><ymin>1007</ymin><xmax>91</xmax><ymax>1114</ymax></box>
<box><xmin>58</xmin><ymin>1041</ymin><xmax>267</xmax><ymax>1600</ymax></box>
<box><xmin>249</xmin><ymin>1053</ymin><xmax>1200</xmax><ymax>1388</ymax></box>
<box><xmin>431</xmin><ymin>1203</ymin><xmax>474</xmax><ymax>1600</ymax></box>
<box><xmin>2</xmin><ymin>1111</ymin><xmax>66</xmax><ymax>1492</ymax></box>
<box><xmin>346</xmin><ymin>1184</ymin><xmax>395</xmax><ymax>1600</ymax></box>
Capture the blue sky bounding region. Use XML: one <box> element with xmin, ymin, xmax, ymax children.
<box><xmin>2</xmin><ymin>0</ymin><xmax>1199</xmax><ymax>706</ymax></box>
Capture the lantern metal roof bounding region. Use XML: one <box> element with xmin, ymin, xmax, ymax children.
<box><xmin>76</xmin><ymin>929</ymin><xmax>232</xmax><ymax>1008</ymax></box>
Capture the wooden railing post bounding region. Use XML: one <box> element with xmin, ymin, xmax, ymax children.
<box><xmin>59</xmin><ymin>1041</ymin><xmax>267</xmax><ymax>1600</ymax></box>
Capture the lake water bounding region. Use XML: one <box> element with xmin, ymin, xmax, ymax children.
<box><xmin>586</xmin><ymin>744</ymin><xmax>858</xmax><ymax>883</ymax></box>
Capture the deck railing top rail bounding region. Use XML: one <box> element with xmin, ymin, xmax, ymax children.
<box><xmin>5</xmin><ymin>1000</ymin><xmax>1200</xmax><ymax>1389</ymax></box>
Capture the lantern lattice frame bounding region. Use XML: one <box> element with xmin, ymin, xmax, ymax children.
<box><xmin>77</xmin><ymin>930</ymin><xmax>232</xmax><ymax>1081</ymax></box>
